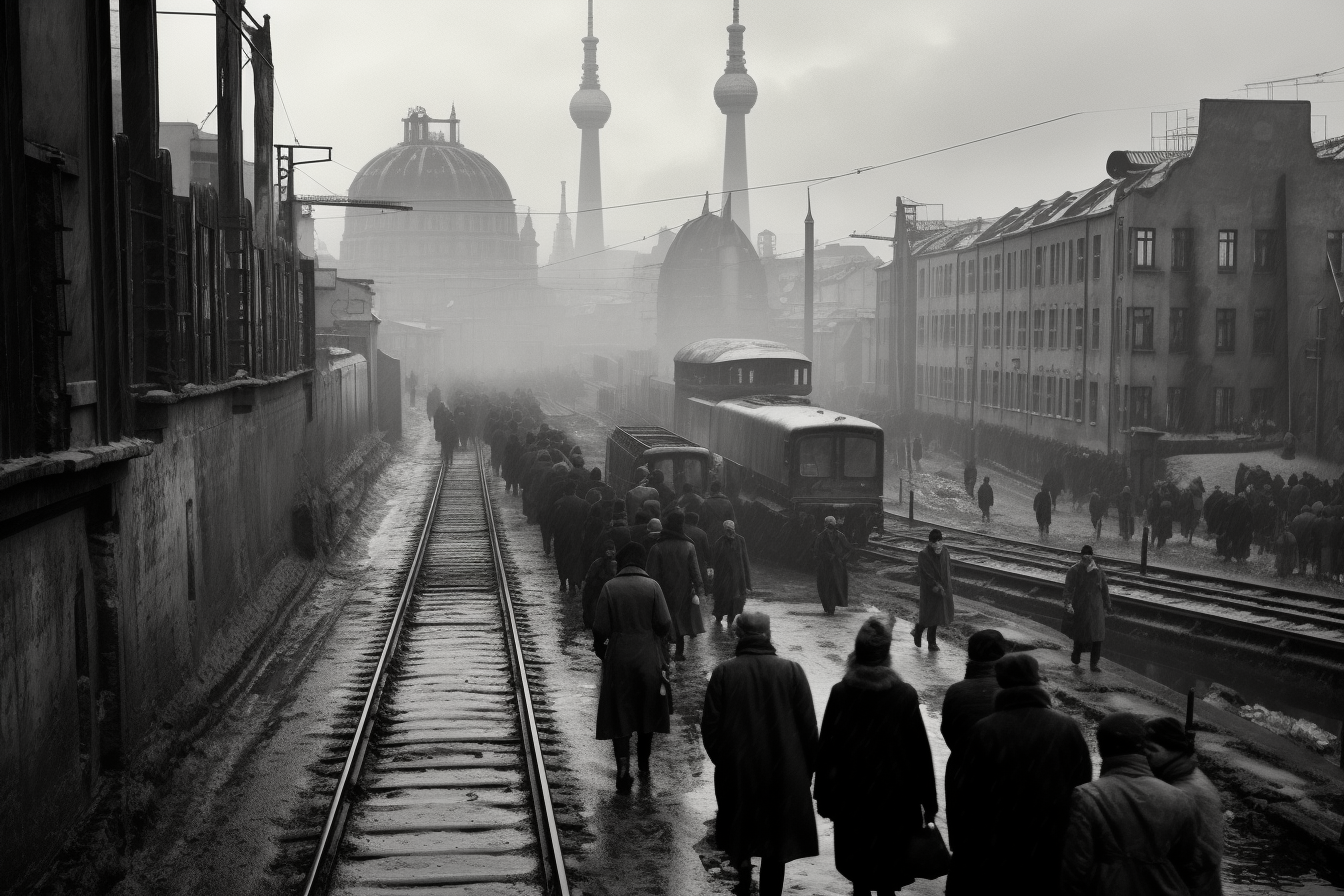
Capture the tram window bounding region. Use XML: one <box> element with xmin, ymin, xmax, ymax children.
<box><xmin>652</xmin><ymin>457</ymin><xmax>707</xmax><ymax>491</ymax></box>
<box><xmin>793</xmin><ymin>367</ymin><xmax>800</xmax><ymax>385</ymax></box>
<box><xmin>796</xmin><ymin>437</ymin><xmax>835</xmax><ymax>478</ymax></box>
<box><xmin>803</xmin><ymin>368</ymin><xmax>810</xmax><ymax>385</ymax></box>
<box><xmin>749</xmin><ymin>369</ymin><xmax>755</xmax><ymax>384</ymax></box>
<box><xmin>843</xmin><ymin>437</ymin><xmax>877</xmax><ymax>478</ymax></box>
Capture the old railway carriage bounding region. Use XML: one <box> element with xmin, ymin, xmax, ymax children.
<box><xmin>666</xmin><ymin>338</ymin><xmax>884</xmax><ymax>553</ymax></box>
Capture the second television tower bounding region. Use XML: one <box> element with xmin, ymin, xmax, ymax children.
<box><xmin>569</xmin><ymin>0</ymin><xmax>611</xmax><ymax>254</ymax></box>
<box><xmin>714</xmin><ymin>0</ymin><xmax>757</xmax><ymax>238</ymax></box>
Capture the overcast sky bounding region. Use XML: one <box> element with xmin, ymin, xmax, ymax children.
<box><xmin>156</xmin><ymin>0</ymin><xmax>1344</xmax><ymax>264</ymax></box>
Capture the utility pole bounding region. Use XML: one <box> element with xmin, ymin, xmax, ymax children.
<box><xmin>804</xmin><ymin>191</ymin><xmax>814</xmax><ymax>361</ymax></box>
<box><xmin>216</xmin><ymin>0</ymin><xmax>247</xmax><ymax>371</ymax></box>
<box><xmin>1306</xmin><ymin>309</ymin><xmax>1325</xmax><ymax>452</ymax></box>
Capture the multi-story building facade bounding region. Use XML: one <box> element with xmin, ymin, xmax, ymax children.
<box><xmin>898</xmin><ymin>99</ymin><xmax>1344</xmax><ymax>461</ymax></box>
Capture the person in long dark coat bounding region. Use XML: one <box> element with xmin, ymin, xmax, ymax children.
<box><xmin>538</xmin><ymin>461</ymin><xmax>572</xmax><ymax>555</ymax></box>
<box><xmin>814</xmin><ymin>516</ymin><xmax>851</xmax><ymax>615</ymax></box>
<box><xmin>914</xmin><ymin>529</ymin><xmax>954</xmax><ymax>650</ymax></box>
<box><xmin>1144</xmin><ymin>717</ymin><xmax>1225</xmax><ymax>896</ymax></box>
<box><xmin>963</xmin><ymin>459</ymin><xmax>978</xmax><ymax>499</ymax></box>
<box><xmin>1061</xmin><ymin>713</ymin><xmax>1209</xmax><ymax>896</ymax></box>
<box><xmin>1034</xmin><ymin>485</ymin><xmax>1053</xmax><ymax>539</ymax></box>
<box><xmin>1117</xmin><ymin>486</ymin><xmax>1135</xmax><ymax>541</ymax></box>
<box><xmin>815</xmin><ymin>617</ymin><xmax>936</xmax><ymax>895</ymax></box>
<box><xmin>581</xmin><ymin>540</ymin><xmax>618</xmax><ymax>630</ymax></box>
<box><xmin>502</xmin><ymin>433</ymin><xmax>523</xmax><ymax>494</ymax></box>
<box><xmin>711</xmin><ymin>519</ymin><xmax>752</xmax><ymax>626</ymax></box>
<box><xmin>911</xmin><ymin>435</ymin><xmax>923</xmax><ymax>471</ymax></box>
<box><xmin>425</xmin><ymin>385</ymin><xmax>442</xmax><ymax>421</ymax></box>
<box><xmin>432</xmin><ymin>403</ymin><xmax>455</xmax><ymax>464</ymax></box>
<box><xmin>1088</xmin><ymin>489</ymin><xmax>1106</xmax><ymax>540</ymax></box>
<box><xmin>702</xmin><ymin>612</ymin><xmax>818</xmax><ymax>896</ymax></box>
<box><xmin>951</xmin><ymin>653</ymin><xmax>1093</xmax><ymax>896</ymax></box>
<box><xmin>593</xmin><ymin>543</ymin><xmax>672</xmax><ymax>791</ymax></box>
<box><xmin>489</xmin><ymin>426</ymin><xmax>507</xmax><ymax>477</ymax></box>
<box><xmin>683</xmin><ymin>511</ymin><xmax>713</xmax><ymax>588</ymax></box>
<box><xmin>939</xmin><ymin>630</ymin><xmax>1008</xmax><ymax>895</ymax></box>
<box><xmin>976</xmin><ymin>476</ymin><xmax>994</xmax><ymax>521</ymax></box>
<box><xmin>645</xmin><ymin>510</ymin><xmax>705</xmax><ymax>661</ymax></box>
<box><xmin>552</xmin><ymin>481</ymin><xmax>592</xmax><ymax>594</ymax></box>
<box><xmin>1064</xmin><ymin>545</ymin><xmax>1111</xmax><ymax>671</ymax></box>
<box><xmin>700</xmin><ymin>481</ymin><xmax>737</xmax><ymax>544</ymax></box>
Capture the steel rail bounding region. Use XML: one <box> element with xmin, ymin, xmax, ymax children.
<box><xmin>299</xmin><ymin>461</ymin><xmax>446</xmax><ymax>896</ymax></box>
<box><xmin>860</xmin><ymin>540</ymin><xmax>1344</xmax><ymax>652</ymax></box>
<box><xmin>475</xmin><ymin>442</ymin><xmax>571</xmax><ymax>896</ymax></box>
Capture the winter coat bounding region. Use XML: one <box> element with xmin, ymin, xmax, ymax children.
<box><xmin>432</xmin><ymin>404</ymin><xmax>456</xmax><ymax>445</ymax></box>
<box><xmin>551</xmin><ymin>494</ymin><xmax>593</xmax><ymax>582</ymax></box>
<box><xmin>1089</xmin><ymin>493</ymin><xmax>1107</xmax><ymax>525</ymax></box>
<box><xmin>916</xmin><ymin>544</ymin><xmax>955</xmax><ymax>626</ymax></box>
<box><xmin>645</xmin><ymin>533</ymin><xmax>705</xmax><ymax>639</ymax></box>
<box><xmin>592</xmin><ymin>567</ymin><xmax>671</xmax><ymax>739</ymax></box>
<box><xmin>685</xmin><ymin>523</ymin><xmax>713</xmax><ymax>587</ymax></box>
<box><xmin>1035</xmin><ymin>490</ymin><xmax>1054</xmax><ymax>525</ymax></box>
<box><xmin>939</xmin><ymin>660</ymin><xmax>1000</xmax><ymax>853</ymax></box>
<box><xmin>815</xmin><ymin>664</ymin><xmax>936</xmax><ymax>889</ymax></box>
<box><xmin>1060</xmin><ymin>755</ymin><xmax>1210</xmax><ymax>896</ymax></box>
<box><xmin>584</xmin><ymin>482</ymin><xmax>616</xmax><ymax>506</ymax></box>
<box><xmin>1063</xmin><ymin>560</ymin><xmax>1111</xmax><ymax>644</ymax></box>
<box><xmin>1153</xmin><ymin>756</ymin><xmax>1224</xmax><ymax>896</ymax></box>
<box><xmin>949</xmin><ymin>685</ymin><xmax>1093</xmax><ymax>896</ymax></box>
<box><xmin>912</xmin><ymin>437</ymin><xmax>923</xmax><ymax>461</ymax></box>
<box><xmin>814</xmin><ymin>527</ymin><xmax>851</xmax><ymax>613</ymax></box>
<box><xmin>701</xmin><ymin>637</ymin><xmax>819</xmax><ymax>864</ymax></box>
<box><xmin>625</xmin><ymin>484</ymin><xmax>658</xmax><ymax>520</ymax></box>
<box><xmin>977</xmin><ymin>482</ymin><xmax>994</xmax><ymax>511</ymax></box>
<box><xmin>711</xmin><ymin>533</ymin><xmax>752</xmax><ymax>619</ymax></box>
<box><xmin>699</xmin><ymin>493</ymin><xmax>737</xmax><ymax>543</ymax></box>
<box><xmin>581</xmin><ymin>555</ymin><xmax>618</xmax><ymax>629</ymax></box>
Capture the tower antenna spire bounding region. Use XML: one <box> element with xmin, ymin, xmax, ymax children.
<box><xmin>715</xmin><ymin>0</ymin><xmax>756</xmax><ymax>238</ymax></box>
<box><xmin>570</xmin><ymin>0</ymin><xmax>611</xmax><ymax>253</ymax></box>
<box><xmin>588</xmin><ymin>0</ymin><xmax>594</xmax><ymax>38</ymax></box>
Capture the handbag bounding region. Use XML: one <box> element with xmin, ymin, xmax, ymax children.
<box><xmin>904</xmin><ymin>822</ymin><xmax>951</xmax><ymax>880</ymax></box>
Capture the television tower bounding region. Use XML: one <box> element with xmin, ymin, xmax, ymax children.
<box><xmin>569</xmin><ymin>0</ymin><xmax>611</xmax><ymax>254</ymax></box>
<box><xmin>714</xmin><ymin>0</ymin><xmax>757</xmax><ymax>238</ymax></box>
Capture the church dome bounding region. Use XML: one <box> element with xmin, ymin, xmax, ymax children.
<box><xmin>348</xmin><ymin>107</ymin><xmax>512</xmax><ymax>203</ymax></box>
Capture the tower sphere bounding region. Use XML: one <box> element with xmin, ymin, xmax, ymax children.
<box><xmin>714</xmin><ymin>70</ymin><xmax>757</xmax><ymax>114</ymax></box>
<box><xmin>570</xmin><ymin>86</ymin><xmax>611</xmax><ymax>129</ymax></box>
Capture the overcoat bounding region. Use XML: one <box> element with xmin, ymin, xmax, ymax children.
<box><xmin>1060</xmin><ymin>756</ymin><xmax>1209</xmax><ymax>896</ymax></box>
<box><xmin>711</xmin><ymin>533</ymin><xmax>752</xmax><ymax>620</ymax></box>
<box><xmin>977</xmin><ymin>481</ymin><xmax>994</xmax><ymax>512</ymax></box>
<box><xmin>1063</xmin><ymin>559</ymin><xmax>1110</xmax><ymax>643</ymax></box>
<box><xmin>949</xmin><ymin>685</ymin><xmax>1093</xmax><ymax>896</ymax></box>
<box><xmin>815</xmin><ymin>664</ymin><xmax>936</xmax><ymax>889</ymax></box>
<box><xmin>939</xmin><ymin>660</ymin><xmax>1000</xmax><ymax>852</ymax></box>
<box><xmin>701</xmin><ymin>639</ymin><xmax>819</xmax><ymax>864</ymax></box>
<box><xmin>1034</xmin><ymin>490</ymin><xmax>1053</xmax><ymax>526</ymax></box>
<box><xmin>700</xmin><ymin>493</ymin><xmax>737</xmax><ymax>543</ymax></box>
<box><xmin>581</xmin><ymin>555</ymin><xmax>618</xmax><ymax>630</ymax></box>
<box><xmin>1089</xmin><ymin>492</ymin><xmax>1107</xmax><ymax>525</ymax></box>
<box><xmin>814</xmin><ymin>527</ymin><xmax>851</xmax><ymax>613</ymax></box>
<box><xmin>645</xmin><ymin>533</ymin><xmax>706</xmax><ymax>639</ymax></box>
<box><xmin>1153</xmin><ymin>756</ymin><xmax>1225</xmax><ymax>896</ymax></box>
<box><xmin>551</xmin><ymin>494</ymin><xmax>592</xmax><ymax>584</ymax></box>
<box><xmin>916</xmin><ymin>544</ymin><xmax>955</xmax><ymax>626</ymax></box>
<box><xmin>592</xmin><ymin>567</ymin><xmax>672</xmax><ymax>739</ymax></box>
<box><xmin>685</xmin><ymin>523</ymin><xmax>713</xmax><ymax>586</ymax></box>
<box><xmin>625</xmin><ymin>484</ymin><xmax>658</xmax><ymax>520</ymax></box>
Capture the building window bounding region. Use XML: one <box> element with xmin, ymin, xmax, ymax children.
<box><xmin>1172</xmin><ymin>228</ymin><xmax>1192</xmax><ymax>272</ymax></box>
<box><xmin>1050</xmin><ymin>244</ymin><xmax>1059</xmax><ymax>285</ymax></box>
<box><xmin>917</xmin><ymin>315</ymin><xmax>925</xmax><ymax>346</ymax></box>
<box><xmin>1048</xmin><ymin>307</ymin><xmax>1058</xmax><ymax>349</ymax></box>
<box><xmin>1091</xmin><ymin>307</ymin><xmax>1100</xmax><ymax>350</ymax></box>
<box><xmin>1217</xmin><ymin>230</ymin><xmax>1237</xmax><ymax>270</ymax></box>
<box><xmin>1045</xmin><ymin>377</ymin><xmax>1055</xmax><ymax>415</ymax></box>
<box><xmin>1062</xmin><ymin>308</ymin><xmax>1071</xmax><ymax>350</ymax></box>
<box><xmin>1133</xmin><ymin>228</ymin><xmax>1156</xmax><ymax>269</ymax></box>
<box><xmin>1074</xmin><ymin>375</ymin><xmax>1084</xmax><ymax>420</ymax></box>
<box><xmin>1253</xmin><ymin>230</ymin><xmax>1277</xmax><ymax>272</ymax></box>
<box><xmin>1076</xmin><ymin>238</ymin><xmax>1086</xmax><ymax>281</ymax></box>
<box><xmin>1032</xmin><ymin>309</ymin><xmax>1045</xmax><ymax>349</ymax></box>
<box><xmin>1213</xmin><ymin>387</ymin><xmax>1235</xmax><ymax>429</ymax></box>
<box><xmin>1328</xmin><ymin>231</ymin><xmax>1344</xmax><ymax>273</ymax></box>
<box><xmin>1017</xmin><ymin>310</ymin><xmax>1028</xmax><ymax>348</ymax></box>
<box><xmin>1130</xmin><ymin>387</ymin><xmax>1152</xmax><ymax>427</ymax></box>
<box><xmin>918</xmin><ymin>269</ymin><xmax>926</xmax><ymax>297</ymax></box>
<box><xmin>1130</xmin><ymin>307</ymin><xmax>1155</xmax><ymax>351</ymax></box>
<box><xmin>1089</xmin><ymin>381</ymin><xmax>1099</xmax><ymax>424</ymax></box>
<box><xmin>1091</xmin><ymin>233</ymin><xmax>1103</xmax><ymax>279</ymax></box>
<box><xmin>1169</xmin><ymin>308</ymin><xmax>1188</xmax><ymax>352</ymax></box>
<box><xmin>1031</xmin><ymin>374</ymin><xmax>1042</xmax><ymax>413</ymax></box>
<box><xmin>981</xmin><ymin>312</ymin><xmax>990</xmax><ymax>348</ymax></box>
<box><xmin>1215</xmin><ymin>309</ymin><xmax>1236</xmax><ymax>352</ymax></box>
<box><xmin>1074</xmin><ymin>306</ymin><xmax>1084</xmax><ymax>348</ymax></box>
<box><xmin>992</xmin><ymin>311</ymin><xmax>1001</xmax><ymax>347</ymax></box>
<box><xmin>1006</xmin><ymin>252</ymin><xmax>1015</xmax><ymax>289</ymax></box>
<box><xmin>969</xmin><ymin>261</ymin><xmax>977</xmax><ymax>293</ymax></box>
<box><xmin>1252</xmin><ymin>309</ymin><xmax>1274</xmax><ymax>354</ymax></box>
<box><xmin>1035</xmin><ymin>246</ymin><xmax>1044</xmax><ymax>285</ymax></box>
<box><xmin>1250</xmin><ymin>388</ymin><xmax>1273</xmax><ymax>420</ymax></box>
<box><xmin>1167</xmin><ymin>387</ymin><xmax>1184</xmax><ymax>431</ymax></box>
<box><xmin>994</xmin><ymin>254</ymin><xmax>1002</xmax><ymax>290</ymax></box>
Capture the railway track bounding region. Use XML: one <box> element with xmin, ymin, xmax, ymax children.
<box><xmin>866</xmin><ymin>511</ymin><xmax>1344</xmax><ymax>652</ymax></box>
<box><xmin>300</xmin><ymin>445</ymin><xmax>568</xmax><ymax>896</ymax></box>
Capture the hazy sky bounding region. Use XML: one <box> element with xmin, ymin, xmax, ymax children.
<box><xmin>156</xmin><ymin>0</ymin><xmax>1344</xmax><ymax>264</ymax></box>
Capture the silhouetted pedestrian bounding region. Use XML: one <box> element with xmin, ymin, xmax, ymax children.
<box><xmin>1035</xmin><ymin>484</ymin><xmax>1053</xmax><ymax>540</ymax></box>
<box><xmin>1144</xmin><ymin>717</ymin><xmax>1225</xmax><ymax>896</ymax></box>
<box><xmin>977</xmin><ymin>477</ymin><xmax>994</xmax><ymax>522</ymax></box>
<box><xmin>711</xmin><ymin>519</ymin><xmax>752</xmax><ymax>627</ymax></box>
<box><xmin>1064</xmin><ymin>545</ymin><xmax>1111</xmax><ymax>671</ymax></box>
<box><xmin>814</xmin><ymin>515</ymin><xmax>852</xmax><ymax>615</ymax></box>
<box><xmin>914</xmin><ymin>529</ymin><xmax>953</xmax><ymax>650</ymax></box>
<box><xmin>646</xmin><ymin>510</ymin><xmax>705</xmax><ymax>661</ymax></box>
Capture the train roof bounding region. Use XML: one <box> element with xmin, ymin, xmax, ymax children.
<box><xmin>673</xmin><ymin>338</ymin><xmax>810</xmax><ymax>366</ymax></box>
<box><xmin>610</xmin><ymin>425</ymin><xmax>709</xmax><ymax>452</ymax></box>
<box><xmin>717</xmin><ymin>398</ymin><xmax>882</xmax><ymax>434</ymax></box>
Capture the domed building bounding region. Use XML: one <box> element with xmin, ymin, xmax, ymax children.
<box><xmin>655</xmin><ymin>195</ymin><xmax>768</xmax><ymax>370</ymax></box>
<box><xmin>338</xmin><ymin>107</ymin><xmax>547</xmax><ymax>372</ymax></box>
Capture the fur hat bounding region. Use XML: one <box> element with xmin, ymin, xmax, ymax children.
<box><xmin>664</xmin><ymin>510</ymin><xmax>685</xmax><ymax>534</ymax></box>
<box><xmin>616</xmin><ymin>542</ymin><xmax>646</xmax><ymax>569</ymax></box>
<box><xmin>735</xmin><ymin>611</ymin><xmax>771</xmax><ymax>639</ymax></box>
<box><xmin>995</xmin><ymin>652</ymin><xmax>1040</xmax><ymax>688</ymax></box>
<box><xmin>589</xmin><ymin>467</ymin><xmax>603</xmax><ymax>480</ymax></box>
<box><xmin>967</xmin><ymin>629</ymin><xmax>1009</xmax><ymax>662</ymax></box>
<box><xmin>1096</xmin><ymin>712</ymin><xmax>1148</xmax><ymax>758</ymax></box>
<box><xmin>929</xmin><ymin>529</ymin><xmax>943</xmax><ymax>542</ymax></box>
<box><xmin>1143</xmin><ymin>716</ymin><xmax>1195</xmax><ymax>756</ymax></box>
<box><xmin>853</xmin><ymin>617</ymin><xmax>892</xmax><ymax>666</ymax></box>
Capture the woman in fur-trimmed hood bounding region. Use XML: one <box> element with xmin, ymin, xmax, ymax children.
<box><xmin>815</xmin><ymin>618</ymin><xmax>938</xmax><ymax>893</ymax></box>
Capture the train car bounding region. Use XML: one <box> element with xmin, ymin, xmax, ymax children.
<box><xmin>702</xmin><ymin>396</ymin><xmax>883</xmax><ymax>552</ymax></box>
<box><xmin>605</xmin><ymin>425</ymin><xmax>713</xmax><ymax>506</ymax></box>
<box><xmin>671</xmin><ymin>338</ymin><xmax>811</xmax><ymax>438</ymax></box>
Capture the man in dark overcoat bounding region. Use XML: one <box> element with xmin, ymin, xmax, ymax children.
<box><xmin>551</xmin><ymin>481</ymin><xmax>592</xmax><ymax>595</ymax></box>
<box><xmin>813</xmin><ymin>516</ymin><xmax>851</xmax><ymax>615</ymax></box>
<box><xmin>537</xmin><ymin>461</ymin><xmax>572</xmax><ymax>555</ymax></box>
<box><xmin>592</xmin><ymin>543</ymin><xmax>672</xmax><ymax>791</ymax></box>
<box><xmin>939</xmin><ymin>630</ymin><xmax>1008</xmax><ymax>895</ymax></box>
<box><xmin>951</xmin><ymin>653</ymin><xmax>1093</xmax><ymax>896</ymax></box>
<box><xmin>914</xmin><ymin>529</ymin><xmax>954</xmax><ymax>650</ymax></box>
<box><xmin>1034</xmin><ymin>484</ymin><xmax>1053</xmax><ymax>539</ymax></box>
<box><xmin>1117</xmin><ymin>486</ymin><xmax>1135</xmax><ymax>541</ymax></box>
<box><xmin>1088</xmin><ymin>489</ymin><xmax>1106</xmax><ymax>540</ymax></box>
<box><xmin>700</xmin><ymin>481</ymin><xmax>737</xmax><ymax>543</ymax></box>
<box><xmin>963</xmin><ymin>458</ymin><xmax>978</xmax><ymax>499</ymax></box>
<box><xmin>701</xmin><ymin>612</ymin><xmax>818</xmax><ymax>896</ymax></box>
<box><xmin>432</xmin><ymin>402</ymin><xmax>455</xmax><ymax>464</ymax></box>
<box><xmin>683</xmin><ymin>511</ymin><xmax>713</xmax><ymax>587</ymax></box>
<box><xmin>1064</xmin><ymin>544</ymin><xmax>1110</xmax><ymax>671</ymax></box>
<box><xmin>425</xmin><ymin>385</ymin><xmax>442</xmax><ymax>421</ymax></box>
<box><xmin>645</xmin><ymin>511</ymin><xmax>705</xmax><ymax>661</ymax></box>
<box><xmin>977</xmin><ymin>476</ymin><xmax>993</xmax><ymax>521</ymax></box>
<box><xmin>711</xmin><ymin>519</ymin><xmax>751</xmax><ymax>627</ymax></box>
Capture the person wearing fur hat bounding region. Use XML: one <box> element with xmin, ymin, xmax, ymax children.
<box><xmin>813</xmin><ymin>516</ymin><xmax>852</xmax><ymax>615</ymax></box>
<box><xmin>702</xmin><ymin>612</ymin><xmax>818</xmax><ymax>896</ymax></box>
<box><xmin>1064</xmin><ymin>545</ymin><xmax>1111</xmax><ymax>671</ymax></box>
<box><xmin>950</xmin><ymin>653</ymin><xmax>1092</xmax><ymax>896</ymax></box>
<box><xmin>711</xmin><ymin>519</ymin><xmax>752</xmax><ymax>627</ymax></box>
<box><xmin>914</xmin><ymin>530</ymin><xmax>954</xmax><ymax>650</ymax></box>
<box><xmin>592</xmin><ymin>543</ymin><xmax>672</xmax><ymax>793</ymax></box>
<box><xmin>1061</xmin><ymin>713</ymin><xmax>1209</xmax><ymax>895</ymax></box>
<box><xmin>1144</xmin><ymin>717</ymin><xmax>1224</xmax><ymax>895</ymax></box>
<box><xmin>815</xmin><ymin>618</ymin><xmax>937</xmax><ymax>894</ymax></box>
<box><xmin>646</xmin><ymin>511</ymin><xmax>705</xmax><ymax>661</ymax></box>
